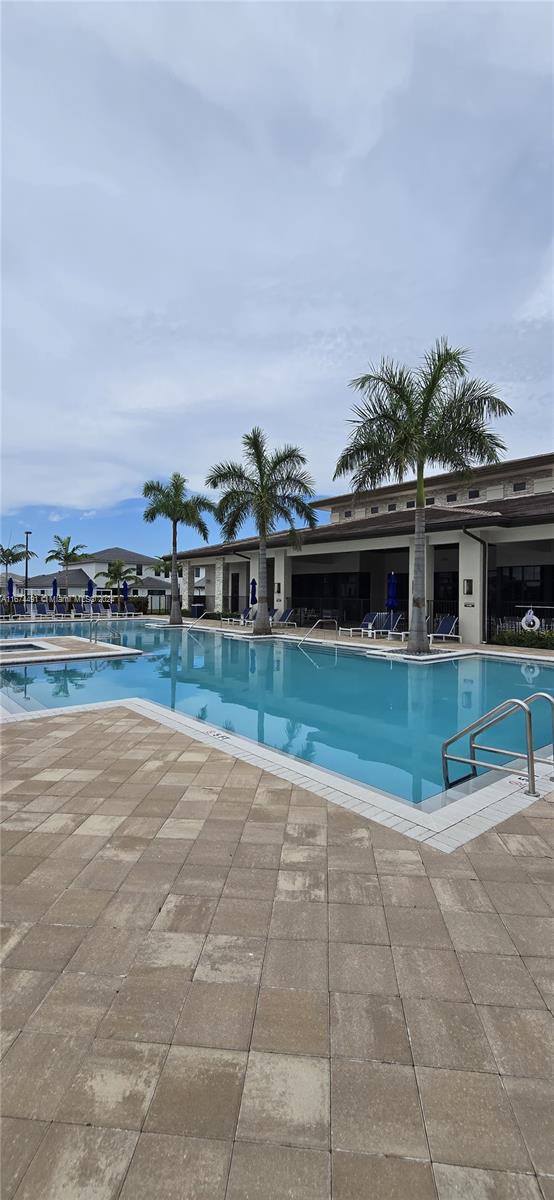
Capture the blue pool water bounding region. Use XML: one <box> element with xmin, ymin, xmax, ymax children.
<box><xmin>1</xmin><ymin>620</ymin><xmax>552</xmax><ymax>805</ymax></box>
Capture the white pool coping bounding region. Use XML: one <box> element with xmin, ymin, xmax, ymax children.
<box><xmin>1</xmin><ymin>693</ymin><xmax>551</xmax><ymax>852</ymax></box>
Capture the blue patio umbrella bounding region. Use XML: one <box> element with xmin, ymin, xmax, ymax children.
<box><xmin>52</xmin><ymin>578</ymin><xmax>58</xmax><ymax>599</ymax></box>
<box><xmin>7</xmin><ymin>577</ymin><xmax>13</xmax><ymax>601</ymax></box>
<box><xmin>122</xmin><ymin>579</ymin><xmax>129</xmax><ymax>602</ymax></box>
<box><xmin>87</xmin><ymin>577</ymin><xmax>94</xmax><ymax>599</ymax></box>
<box><xmin>250</xmin><ymin>578</ymin><xmax>257</xmax><ymax>605</ymax></box>
<box><xmin>386</xmin><ymin>571</ymin><xmax>397</xmax><ymax>611</ymax></box>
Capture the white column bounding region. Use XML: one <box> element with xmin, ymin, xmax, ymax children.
<box><xmin>458</xmin><ymin>534</ymin><xmax>484</xmax><ymax>645</ymax></box>
<box><xmin>272</xmin><ymin>549</ymin><xmax>292</xmax><ymax>610</ymax></box>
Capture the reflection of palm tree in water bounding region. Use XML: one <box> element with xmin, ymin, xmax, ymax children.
<box><xmin>0</xmin><ymin>665</ymin><xmax>36</xmax><ymax>700</ymax></box>
<box><xmin>281</xmin><ymin>717</ymin><xmax>315</xmax><ymax>763</ymax></box>
<box><xmin>155</xmin><ymin>635</ymin><xmax>182</xmax><ymax>711</ymax></box>
<box><xmin>44</xmin><ymin>664</ymin><xmax>89</xmax><ymax>698</ymax></box>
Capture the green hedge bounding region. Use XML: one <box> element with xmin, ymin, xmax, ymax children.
<box><xmin>492</xmin><ymin>629</ymin><xmax>554</xmax><ymax>650</ymax></box>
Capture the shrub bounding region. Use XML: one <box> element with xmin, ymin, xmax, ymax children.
<box><xmin>492</xmin><ymin>629</ymin><xmax>554</xmax><ymax>650</ymax></box>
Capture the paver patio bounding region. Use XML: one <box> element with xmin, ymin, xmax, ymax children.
<box><xmin>0</xmin><ymin>705</ymin><xmax>553</xmax><ymax>1198</ymax></box>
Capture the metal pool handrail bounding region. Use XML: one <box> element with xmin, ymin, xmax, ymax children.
<box><xmin>442</xmin><ymin>692</ymin><xmax>554</xmax><ymax>797</ymax></box>
<box><xmin>298</xmin><ymin>618</ymin><xmax>338</xmax><ymax>647</ymax></box>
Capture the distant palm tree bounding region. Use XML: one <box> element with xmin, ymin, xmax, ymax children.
<box><xmin>45</xmin><ymin>535</ymin><xmax>87</xmax><ymax>595</ymax></box>
<box><xmin>94</xmin><ymin>560</ymin><xmax>140</xmax><ymax>607</ymax></box>
<box><xmin>335</xmin><ymin>339</ymin><xmax>512</xmax><ymax>653</ymax></box>
<box><xmin>143</xmin><ymin>473</ymin><xmax>214</xmax><ymax>626</ymax></box>
<box><xmin>0</xmin><ymin>543</ymin><xmax>37</xmax><ymax>593</ymax></box>
<box><xmin>207</xmin><ymin>427</ymin><xmax>317</xmax><ymax>635</ymax></box>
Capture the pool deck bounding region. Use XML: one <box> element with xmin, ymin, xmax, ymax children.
<box><xmin>0</xmin><ymin>635</ymin><xmax>141</xmax><ymax>668</ymax></box>
<box><xmin>1</xmin><ymin>705</ymin><xmax>553</xmax><ymax>1199</ymax></box>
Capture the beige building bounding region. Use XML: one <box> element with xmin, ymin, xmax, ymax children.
<box><xmin>177</xmin><ymin>453</ymin><xmax>554</xmax><ymax>643</ymax></box>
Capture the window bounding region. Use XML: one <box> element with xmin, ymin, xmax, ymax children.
<box><xmin>426</xmin><ymin>497</ymin><xmax>435</xmax><ymax>506</ymax></box>
<box><xmin>446</xmin><ymin>493</ymin><xmax>457</xmax><ymax>503</ymax></box>
<box><xmin>387</xmin><ymin>503</ymin><xmax>397</xmax><ymax>512</ymax></box>
<box><xmin>406</xmin><ymin>500</ymin><xmax>415</xmax><ymax>509</ymax></box>
<box><xmin>370</xmin><ymin>505</ymin><xmax>379</xmax><ymax>514</ymax></box>
<box><xmin>468</xmin><ymin>488</ymin><xmax>480</xmax><ymax>499</ymax></box>
<box><xmin>135</xmin><ymin>564</ymin><xmax>143</xmax><ymax>576</ymax></box>
<box><xmin>194</xmin><ymin>567</ymin><xmax>201</xmax><ymax>578</ymax></box>
<box><xmin>343</xmin><ymin>509</ymin><xmax>352</xmax><ymax>519</ymax></box>
<box><xmin>513</xmin><ymin>481</ymin><xmax>526</xmax><ymax>492</ymax></box>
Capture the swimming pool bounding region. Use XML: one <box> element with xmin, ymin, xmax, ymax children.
<box><xmin>1</xmin><ymin>620</ymin><xmax>552</xmax><ymax>806</ymax></box>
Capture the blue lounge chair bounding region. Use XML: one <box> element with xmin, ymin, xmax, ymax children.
<box><xmin>109</xmin><ymin>603</ymin><xmax>122</xmax><ymax>617</ymax></box>
<box><xmin>223</xmin><ymin>605</ymin><xmax>252</xmax><ymax>625</ymax></box>
<box><xmin>339</xmin><ymin>611</ymin><xmax>380</xmax><ymax>638</ymax></box>
<box><xmin>274</xmin><ymin>608</ymin><xmax>297</xmax><ymax>627</ymax></box>
<box><xmin>35</xmin><ymin>602</ymin><xmax>49</xmax><ymax>617</ymax></box>
<box><xmin>367</xmin><ymin>611</ymin><xmax>401</xmax><ymax>638</ymax></box>
<box><xmin>388</xmin><ymin>614</ymin><xmax>429</xmax><ymax>642</ymax></box>
<box><xmin>13</xmin><ymin>601</ymin><xmax>27</xmax><ymax>618</ymax></box>
<box><xmin>54</xmin><ymin>601</ymin><xmax>68</xmax><ymax>617</ymax></box>
<box><xmin>91</xmin><ymin>602</ymin><xmax>103</xmax><ymax>616</ymax></box>
<box><xmin>430</xmin><ymin>615</ymin><xmax>461</xmax><ymax>644</ymax></box>
<box><xmin>73</xmin><ymin>602</ymin><xmax>86</xmax><ymax>616</ymax></box>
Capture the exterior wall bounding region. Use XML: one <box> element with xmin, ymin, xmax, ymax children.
<box><xmin>179</xmin><ymin>521</ymin><xmax>554</xmax><ymax>640</ymax></box>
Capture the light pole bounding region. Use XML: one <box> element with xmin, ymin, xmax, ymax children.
<box><xmin>24</xmin><ymin>531</ymin><xmax>32</xmax><ymax>598</ymax></box>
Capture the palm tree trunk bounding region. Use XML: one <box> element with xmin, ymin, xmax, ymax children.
<box><xmin>407</xmin><ymin>464</ymin><xmax>430</xmax><ymax>654</ymax></box>
<box><xmin>170</xmin><ymin>521</ymin><xmax>182</xmax><ymax>626</ymax></box>
<box><xmin>65</xmin><ymin>562</ymin><xmax>70</xmax><ymax>597</ymax></box>
<box><xmin>254</xmin><ymin>534</ymin><xmax>271</xmax><ymax>635</ymax></box>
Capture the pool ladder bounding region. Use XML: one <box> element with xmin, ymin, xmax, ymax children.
<box><xmin>442</xmin><ymin>692</ymin><xmax>554</xmax><ymax>797</ymax></box>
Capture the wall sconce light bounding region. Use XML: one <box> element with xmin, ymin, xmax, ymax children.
<box><xmin>463</xmin><ymin>579</ymin><xmax>473</xmax><ymax>595</ymax></box>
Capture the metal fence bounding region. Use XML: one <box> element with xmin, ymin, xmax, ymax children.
<box><xmin>487</xmin><ymin>601</ymin><xmax>554</xmax><ymax>641</ymax></box>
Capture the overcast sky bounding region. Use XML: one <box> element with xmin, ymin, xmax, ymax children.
<box><xmin>1</xmin><ymin>1</ymin><xmax>552</xmax><ymax>562</ymax></box>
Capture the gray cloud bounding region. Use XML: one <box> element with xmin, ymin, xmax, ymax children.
<box><xmin>2</xmin><ymin>1</ymin><xmax>552</xmax><ymax>512</ymax></box>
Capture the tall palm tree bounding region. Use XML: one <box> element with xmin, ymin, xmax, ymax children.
<box><xmin>207</xmin><ymin>427</ymin><xmax>317</xmax><ymax>636</ymax></box>
<box><xmin>143</xmin><ymin>473</ymin><xmax>214</xmax><ymax>626</ymax></box>
<box><xmin>94</xmin><ymin>560</ymin><xmax>140</xmax><ymax>607</ymax></box>
<box><xmin>45</xmin><ymin>535</ymin><xmax>87</xmax><ymax>595</ymax></box>
<box><xmin>334</xmin><ymin>339</ymin><xmax>512</xmax><ymax>653</ymax></box>
<box><xmin>0</xmin><ymin>543</ymin><xmax>37</xmax><ymax>593</ymax></box>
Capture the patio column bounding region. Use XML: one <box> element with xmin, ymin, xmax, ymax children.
<box><xmin>458</xmin><ymin>533</ymin><xmax>485</xmax><ymax>645</ymax></box>
<box><xmin>214</xmin><ymin>558</ymin><xmax>225</xmax><ymax>613</ymax></box>
<box><xmin>273</xmin><ymin>549</ymin><xmax>291</xmax><ymax>610</ymax></box>
<box><xmin>180</xmin><ymin>565</ymin><xmax>195</xmax><ymax>610</ymax></box>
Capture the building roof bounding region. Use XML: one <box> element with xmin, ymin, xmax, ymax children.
<box><xmin>80</xmin><ymin>547</ymin><xmax>159</xmax><ymax>565</ymax></box>
<box><xmin>139</xmin><ymin>576</ymin><xmax>171</xmax><ymax>590</ymax></box>
<box><xmin>312</xmin><ymin>453</ymin><xmax>554</xmax><ymax>509</ymax></box>
<box><xmin>176</xmin><ymin>491</ymin><xmax>554</xmax><ymax>560</ymax></box>
<box><xmin>28</xmin><ymin>568</ymin><xmax>92</xmax><ymax>589</ymax></box>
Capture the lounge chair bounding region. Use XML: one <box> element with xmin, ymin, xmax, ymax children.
<box><xmin>430</xmin><ymin>615</ymin><xmax>461</xmax><ymax>644</ymax></box>
<box><xmin>223</xmin><ymin>606</ymin><xmax>252</xmax><ymax>626</ymax></box>
<box><xmin>13</xmin><ymin>601</ymin><xmax>27</xmax><ymax>618</ymax></box>
<box><xmin>54</xmin><ymin>601</ymin><xmax>68</xmax><ymax>617</ymax></box>
<box><xmin>91</xmin><ymin>602</ymin><xmax>104</xmax><ymax>617</ymax></box>
<box><xmin>109</xmin><ymin>603</ymin><xmax>122</xmax><ymax>617</ymax></box>
<box><xmin>35</xmin><ymin>602</ymin><xmax>49</xmax><ymax>617</ymax></box>
<box><xmin>274</xmin><ymin>608</ymin><xmax>297</xmax><ymax>627</ymax></box>
<box><xmin>339</xmin><ymin>612</ymin><xmax>380</xmax><ymax>638</ymax></box>
<box><xmin>367</xmin><ymin>611</ymin><xmax>401</xmax><ymax>639</ymax></box>
<box><xmin>388</xmin><ymin>614</ymin><xmax>428</xmax><ymax>642</ymax></box>
<box><xmin>73</xmin><ymin>602</ymin><xmax>86</xmax><ymax>617</ymax></box>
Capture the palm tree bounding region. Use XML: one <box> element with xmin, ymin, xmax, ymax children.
<box><xmin>143</xmin><ymin>473</ymin><xmax>214</xmax><ymax>626</ymax></box>
<box><xmin>207</xmin><ymin>427</ymin><xmax>317</xmax><ymax>635</ymax></box>
<box><xmin>94</xmin><ymin>560</ymin><xmax>140</xmax><ymax>608</ymax></box>
<box><xmin>334</xmin><ymin>339</ymin><xmax>512</xmax><ymax>653</ymax></box>
<box><xmin>45</xmin><ymin>535</ymin><xmax>87</xmax><ymax>595</ymax></box>
<box><xmin>0</xmin><ymin>543</ymin><xmax>38</xmax><ymax>593</ymax></box>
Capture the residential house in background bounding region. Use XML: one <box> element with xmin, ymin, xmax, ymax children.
<box><xmin>27</xmin><ymin>546</ymin><xmax>171</xmax><ymax>607</ymax></box>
